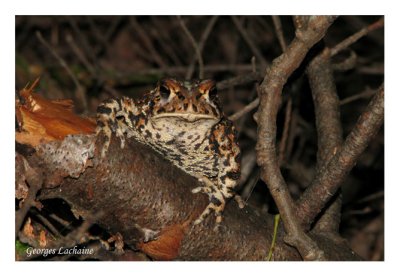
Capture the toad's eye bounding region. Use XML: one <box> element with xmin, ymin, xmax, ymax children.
<box><xmin>159</xmin><ymin>85</ymin><xmax>171</xmax><ymax>99</ymax></box>
<box><xmin>208</xmin><ymin>86</ymin><xmax>217</xmax><ymax>100</ymax></box>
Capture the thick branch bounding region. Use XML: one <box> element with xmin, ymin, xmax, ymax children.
<box><xmin>32</xmin><ymin>135</ymin><xmax>292</xmax><ymax>260</ymax></box>
<box><xmin>306</xmin><ymin>48</ymin><xmax>343</xmax><ymax>233</ymax></box>
<box><xmin>16</xmin><ymin>134</ymin><xmax>361</xmax><ymax>261</ymax></box>
<box><xmin>307</xmin><ymin>49</ymin><xmax>343</xmax><ymax>170</ymax></box>
<box><xmin>256</xmin><ymin>15</ymin><xmax>337</xmax><ymax>260</ymax></box>
<box><xmin>297</xmin><ymin>85</ymin><xmax>384</xmax><ymax>227</ymax></box>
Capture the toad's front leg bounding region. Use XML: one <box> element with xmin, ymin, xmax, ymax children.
<box><xmin>192</xmin><ymin>176</ymin><xmax>226</xmax><ymax>225</ymax></box>
<box><xmin>192</xmin><ymin>119</ymin><xmax>244</xmax><ymax>227</ymax></box>
<box><xmin>96</xmin><ymin>97</ymin><xmax>138</xmax><ymax>157</ymax></box>
<box><xmin>192</xmin><ymin>175</ymin><xmax>242</xmax><ymax>228</ymax></box>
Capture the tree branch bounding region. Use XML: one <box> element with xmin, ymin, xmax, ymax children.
<box><xmin>297</xmin><ymin>85</ymin><xmax>384</xmax><ymax>228</ymax></box>
<box><xmin>31</xmin><ymin>135</ymin><xmax>293</xmax><ymax>260</ymax></box>
<box><xmin>305</xmin><ymin>47</ymin><xmax>343</xmax><ymax>234</ymax></box>
<box><xmin>256</xmin><ymin>15</ymin><xmax>337</xmax><ymax>260</ymax></box>
<box><xmin>307</xmin><ymin>49</ymin><xmax>343</xmax><ymax>170</ymax></box>
<box><xmin>15</xmin><ymin>133</ymin><xmax>361</xmax><ymax>261</ymax></box>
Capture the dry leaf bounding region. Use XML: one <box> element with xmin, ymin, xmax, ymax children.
<box><xmin>16</xmin><ymin>78</ymin><xmax>96</xmax><ymax>147</ymax></box>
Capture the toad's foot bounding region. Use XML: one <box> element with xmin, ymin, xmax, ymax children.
<box><xmin>193</xmin><ymin>190</ymin><xmax>226</xmax><ymax>226</ymax></box>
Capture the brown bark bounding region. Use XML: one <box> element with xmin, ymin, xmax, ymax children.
<box><xmin>306</xmin><ymin>48</ymin><xmax>343</xmax><ymax>234</ymax></box>
<box><xmin>297</xmin><ymin>85</ymin><xmax>384</xmax><ymax>227</ymax></box>
<box><xmin>15</xmin><ymin>133</ymin><xmax>361</xmax><ymax>261</ymax></box>
<box><xmin>256</xmin><ymin>15</ymin><xmax>337</xmax><ymax>260</ymax></box>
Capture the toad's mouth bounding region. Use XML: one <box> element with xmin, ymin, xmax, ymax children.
<box><xmin>152</xmin><ymin>113</ymin><xmax>218</xmax><ymax>122</ymax></box>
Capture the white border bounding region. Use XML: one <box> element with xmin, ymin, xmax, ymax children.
<box><xmin>1</xmin><ymin>0</ymin><xmax>395</xmax><ymax>276</ymax></box>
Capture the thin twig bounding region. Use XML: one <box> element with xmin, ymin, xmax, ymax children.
<box><xmin>217</xmin><ymin>71</ymin><xmax>263</xmax><ymax>90</ymax></box>
<box><xmin>331</xmin><ymin>49</ymin><xmax>357</xmax><ymax>71</ymax></box>
<box><xmin>355</xmin><ymin>190</ymin><xmax>384</xmax><ymax>204</ymax></box>
<box><xmin>238</xmin><ymin>149</ymin><xmax>258</xmax><ymax>188</ymax></box>
<box><xmin>177</xmin><ymin>16</ymin><xmax>205</xmax><ymax>79</ymax></box>
<box><xmin>357</xmin><ymin>63</ymin><xmax>384</xmax><ymax>75</ymax></box>
<box><xmin>150</xmin><ymin>17</ymin><xmax>184</xmax><ymax>66</ymax></box>
<box><xmin>66</xmin><ymin>17</ymin><xmax>97</xmax><ymax>64</ymax></box>
<box><xmin>105</xmin><ymin>17</ymin><xmax>123</xmax><ymax>41</ymax></box>
<box><xmin>87</xmin><ymin>16</ymin><xmax>123</xmax><ymax>55</ymax></box>
<box><xmin>115</xmin><ymin>64</ymin><xmax>255</xmax><ymax>79</ymax></box>
<box><xmin>186</xmin><ymin>16</ymin><xmax>218</xmax><ymax>79</ymax></box>
<box><xmin>272</xmin><ymin>16</ymin><xmax>287</xmax><ymax>52</ymax></box>
<box><xmin>226</xmin><ymin>60</ymin><xmax>261</xmax><ymax>127</ymax></box>
<box><xmin>330</xmin><ymin>17</ymin><xmax>384</xmax><ymax>57</ymax></box>
<box><xmin>66</xmin><ymin>33</ymin><xmax>97</xmax><ymax>77</ymax></box>
<box><xmin>251</xmin><ymin>56</ymin><xmax>257</xmax><ymax>73</ymax></box>
<box><xmin>228</xmin><ymin>97</ymin><xmax>259</xmax><ymax>121</ymax></box>
<box><xmin>48</xmin><ymin>213</ymin><xmax>72</xmax><ymax>228</ymax></box>
<box><xmin>231</xmin><ymin>16</ymin><xmax>268</xmax><ymax>70</ymax></box>
<box><xmin>32</xmin><ymin>211</ymin><xmax>62</xmax><ymax>237</ymax></box>
<box><xmin>130</xmin><ymin>17</ymin><xmax>167</xmax><ymax>69</ymax></box>
<box><xmin>36</xmin><ymin>31</ymin><xmax>88</xmax><ymax>110</ymax></box>
<box><xmin>339</xmin><ymin>87</ymin><xmax>376</xmax><ymax>106</ymax></box>
<box><xmin>15</xmin><ymin>155</ymin><xmax>43</xmax><ymax>238</ymax></box>
<box><xmin>22</xmin><ymin>212</ymin><xmax>102</xmax><ymax>261</ymax></box>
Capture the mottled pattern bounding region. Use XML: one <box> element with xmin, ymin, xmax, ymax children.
<box><xmin>96</xmin><ymin>78</ymin><xmax>243</xmax><ymax>225</ymax></box>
